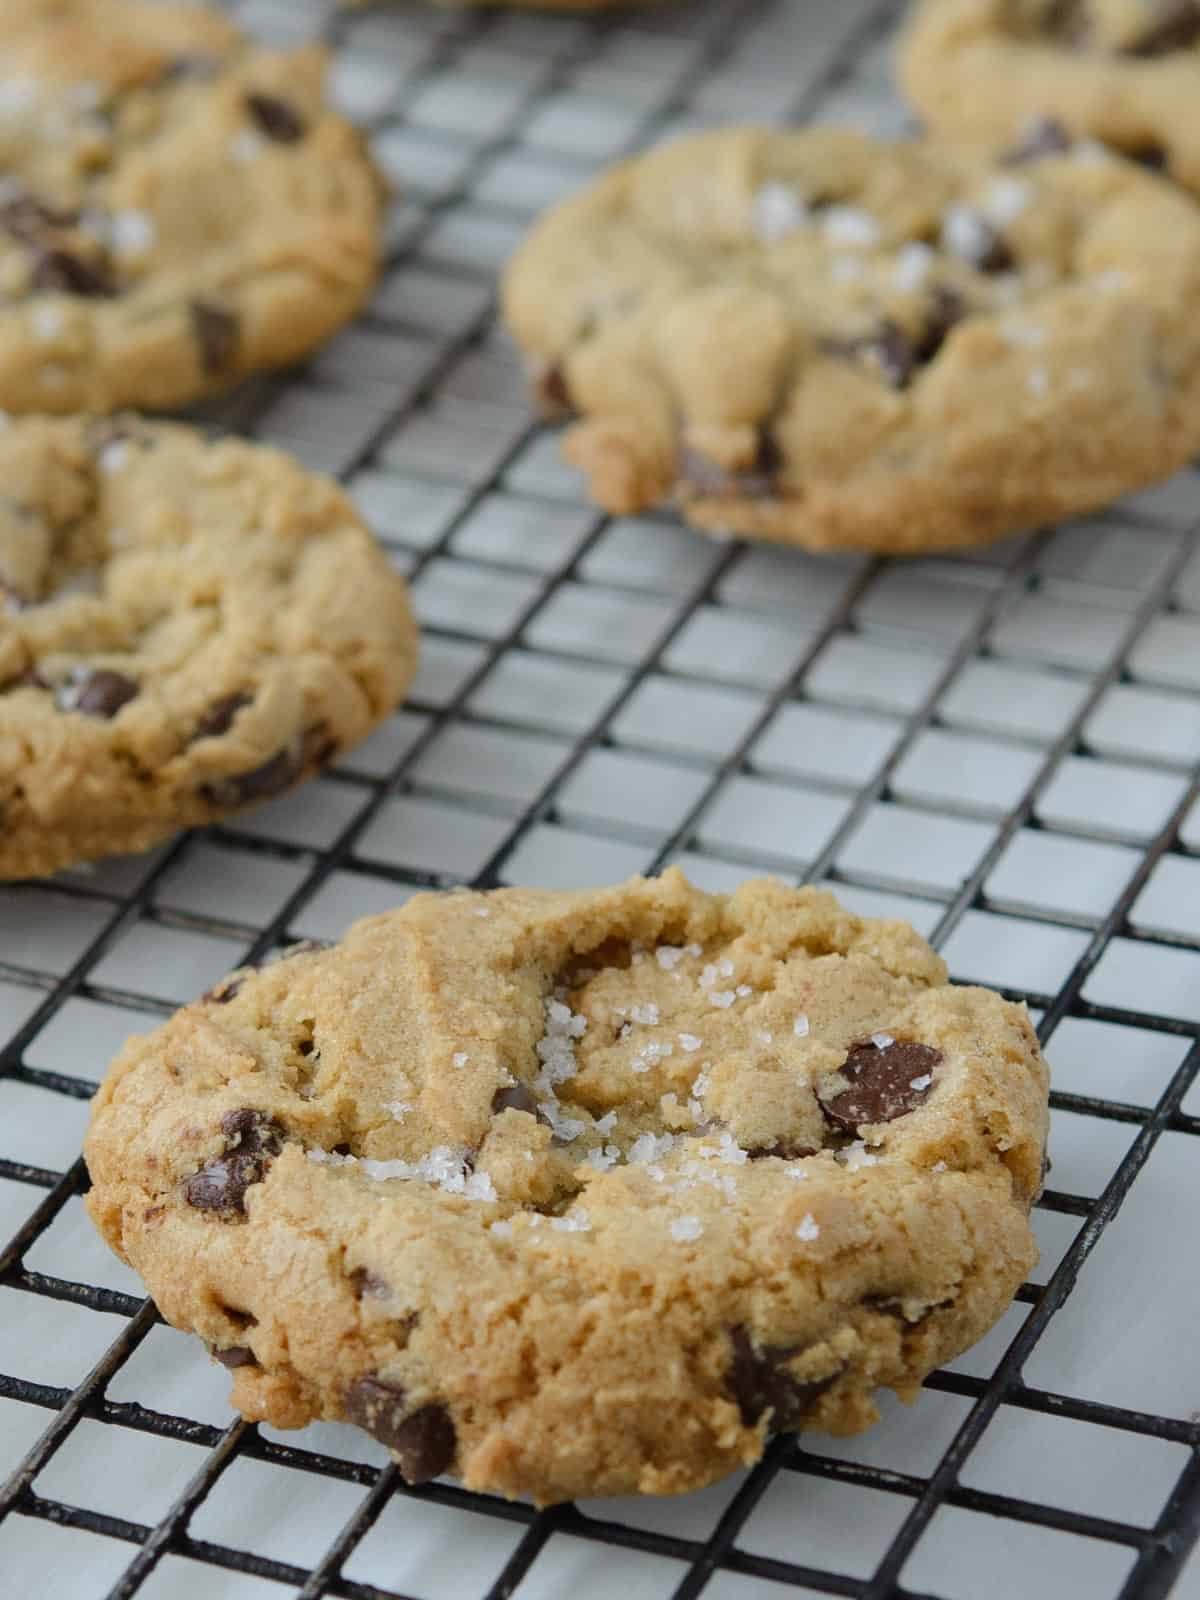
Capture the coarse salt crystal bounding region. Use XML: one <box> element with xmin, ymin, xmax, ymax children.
<box><xmin>489</xmin><ymin>1219</ymin><xmax>513</xmax><ymax>1237</ymax></box>
<box><xmin>594</xmin><ymin>1110</ymin><xmax>618</xmax><ymax>1135</ymax></box>
<box><xmin>716</xmin><ymin>1132</ymin><xmax>748</xmax><ymax>1166</ymax></box>
<box><xmin>758</xmin><ymin>1030</ymin><xmax>773</xmax><ymax>1045</ymax></box>
<box><xmin>678</xmin><ymin>1033</ymin><xmax>703</xmax><ymax>1052</ymax></box>
<box><xmin>982</xmin><ymin>175</ymin><xmax>1032</xmax><ymax>226</ymax></box>
<box><xmin>709</xmin><ymin>990</ymin><xmax>736</xmax><ymax>1009</ymax></box>
<box><xmin>551</xmin><ymin>1209</ymin><xmax>592</xmax><ymax>1232</ymax></box>
<box><xmin>910</xmin><ymin>1073</ymin><xmax>933</xmax><ymax>1091</ymax></box>
<box><xmin>735</xmin><ymin>984</ymin><xmax>752</xmax><ymax>998</ymax></box>
<box><xmin>842</xmin><ymin>1140</ymin><xmax>879</xmax><ymax>1171</ymax></box>
<box><xmin>870</xmin><ymin>1032</ymin><xmax>894</xmax><ymax>1050</ymax></box>
<box><xmin>932</xmin><ymin>1160</ymin><xmax>948</xmax><ymax>1172</ymax></box>
<box><xmin>32</xmin><ymin>304</ymin><xmax>62</xmax><ymax>340</ymax></box>
<box><xmin>629</xmin><ymin>1131</ymin><xmax>675</xmax><ymax>1164</ymax></box>
<box><xmin>752</xmin><ymin>180</ymin><xmax>809</xmax><ymax>244</ymax></box>
<box><xmin>670</xmin><ymin>1215</ymin><xmax>704</xmax><ymax>1242</ymax></box>
<box><xmin>630</xmin><ymin>1003</ymin><xmax>660</xmax><ymax>1025</ymax></box>
<box><xmin>822</xmin><ymin>205</ymin><xmax>881</xmax><ymax>248</ymax></box>
<box><xmin>109</xmin><ymin>209</ymin><xmax>156</xmax><ymax>257</ymax></box>
<box><xmin>794</xmin><ymin>1015</ymin><xmax>810</xmax><ymax>1038</ymax></box>
<box><xmin>718</xmin><ymin>959</ymin><xmax>735</xmax><ymax>977</ymax></box>
<box><xmin>464</xmin><ymin>1171</ymin><xmax>497</xmax><ymax>1203</ymax></box>
<box><xmin>785</xmin><ymin>1164</ymin><xmax>810</xmax><ymax>1181</ymax></box>
<box><xmin>473</xmin><ymin>906</ymin><xmax>490</xmax><ymax>918</ymax></box>
<box><xmin>98</xmin><ymin>440</ymin><xmax>129</xmax><ymax>475</ymax></box>
<box><xmin>941</xmin><ymin>205</ymin><xmax>995</xmax><ymax>264</ymax></box>
<box><xmin>452</xmin><ymin>1052</ymin><xmax>469</xmax><ymax>1068</ymax></box>
<box><xmin>584</xmin><ymin>1143</ymin><xmax>620</xmax><ymax>1171</ymax></box>
<box><xmin>796</xmin><ymin>1213</ymin><xmax>820</xmax><ymax>1242</ymax></box>
<box><xmin>691</xmin><ymin>1068</ymin><xmax>711</xmax><ymax>1099</ymax></box>
<box><xmin>893</xmin><ymin>241</ymin><xmax>935</xmax><ymax>292</ymax></box>
<box><xmin>230</xmin><ymin>128</ymin><xmax>263</xmax><ymax>162</ymax></box>
<box><xmin>685</xmin><ymin>943</ymin><xmax>703</xmax><ymax>957</ymax></box>
<box><xmin>384</xmin><ymin>1100</ymin><xmax>412</xmax><ymax>1121</ymax></box>
<box><xmin>1027</xmin><ymin>367</ymin><xmax>1049</xmax><ymax>397</ymax></box>
<box><xmin>655</xmin><ymin>946</ymin><xmax>685</xmax><ymax>970</ymax></box>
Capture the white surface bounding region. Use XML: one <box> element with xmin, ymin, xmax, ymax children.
<box><xmin>1</xmin><ymin>0</ymin><xmax>1198</xmax><ymax>1596</ymax></box>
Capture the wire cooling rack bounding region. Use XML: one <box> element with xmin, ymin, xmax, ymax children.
<box><xmin>2</xmin><ymin>0</ymin><xmax>1200</xmax><ymax>1595</ymax></box>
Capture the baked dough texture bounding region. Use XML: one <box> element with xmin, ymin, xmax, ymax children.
<box><xmin>0</xmin><ymin>416</ymin><xmax>417</xmax><ymax>878</ymax></box>
<box><xmin>502</xmin><ymin>123</ymin><xmax>1200</xmax><ymax>553</ymax></box>
<box><xmin>0</xmin><ymin>0</ymin><xmax>382</xmax><ymax>412</ymax></box>
<box><xmin>86</xmin><ymin>871</ymin><xmax>1049</xmax><ymax>1505</ymax></box>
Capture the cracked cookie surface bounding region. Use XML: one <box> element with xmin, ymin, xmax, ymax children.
<box><xmin>85</xmin><ymin>871</ymin><xmax>1049</xmax><ymax>1504</ymax></box>
<box><xmin>0</xmin><ymin>0</ymin><xmax>381</xmax><ymax>413</ymax></box>
<box><xmin>0</xmin><ymin>416</ymin><xmax>417</xmax><ymax>878</ymax></box>
<box><xmin>502</xmin><ymin>123</ymin><xmax>1200</xmax><ymax>553</ymax></box>
<box><xmin>902</xmin><ymin>2</ymin><xmax>1200</xmax><ymax>192</ymax></box>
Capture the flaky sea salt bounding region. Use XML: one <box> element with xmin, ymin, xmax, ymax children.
<box><xmin>629</xmin><ymin>1131</ymin><xmax>675</xmax><ymax>1165</ymax></box>
<box><xmin>796</xmin><ymin>1213</ymin><xmax>821</xmax><ymax>1242</ymax></box>
<box><xmin>982</xmin><ymin>175</ymin><xmax>1032</xmax><ymax>226</ymax></box>
<box><xmin>551</xmin><ymin>1209</ymin><xmax>592</xmax><ymax>1233</ymax></box>
<box><xmin>870</xmin><ymin>1032</ymin><xmax>895</xmax><ymax>1050</ymax></box>
<box><xmin>655</xmin><ymin>946</ymin><xmax>685</xmax><ymax>970</ymax></box>
<box><xmin>594</xmin><ymin>1110</ymin><xmax>618</xmax><ymax>1135</ymax></box>
<box><xmin>822</xmin><ymin>205</ymin><xmax>881</xmax><ymax>248</ymax></box>
<box><xmin>709</xmin><ymin>990</ymin><xmax>736</xmax><ymax>1009</ymax></box>
<box><xmin>464</xmin><ymin>1171</ymin><xmax>497</xmax><ymax>1203</ymax></box>
<box><xmin>670</xmin><ymin>1215</ymin><xmax>704</xmax><ymax>1243</ymax></box>
<box><xmin>584</xmin><ymin>1143</ymin><xmax>620</xmax><ymax>1171</ymax></box>
<box><xmin>794</xmin><ymin>1015</ymin><xmax>810</xmax><ymax>1038</ymax></box>
<box><xmin>630</xmin><ymin>1003</ymin><xmax>660</xmax><ymax>1025</ymax></box>
<box><xmin>910</xmin><ymin>1073</ymin><xmax>933</xmax><ymax>1091</ymax></box>
<box><xmin>893</xmin><ymin>241</ymin><xmax>935</xmax><ymax>292</ymax></box>
<box><xmin>841</xmin><ymin>1140</ymin><xmax>879</xmax><ymax>1172</ymax></box>
<box><xmin>678</xmin><ymin>1033</ymin><xmax>703</xmax><ymax>1052</ymax></box>
<box><xmin>752</xmin><ymin>180</ymin><xmax>809</xmax><ymax>244</ymax></box>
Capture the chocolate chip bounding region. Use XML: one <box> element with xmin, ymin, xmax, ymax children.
<box><xmin>823</xmin><ymin>320</ymin><xmax>915</xmax><ymax>390</ymax></box>
<box><xmin>199</xmin><ymin>742</ymin><xmax>301</xmax><ymax>809</ymax></box>
<box><xmin>746</xmin><ymin>1141</ymin><xmax>820</xmax><ymax>1161</ymax></box>
<box><xmin>213</xmin><ymin>1345</ymin><xmax>256</xmax><ymax>1368</ymax></box>
<box><xmin>1004</xmin><ymin>117</ymin><xmax>1073</xmax><ymax>165</ymax></box>
<box><xmin>32</xmin><ymin>247</ymin><xmax>116</xmax><ymax>298</ymax></box>
<box><xmin>492</xmin><ymin>1082</ymin><xmax>538</xmax><ymax>1117</ymax></box>
<box><xmin>66</xmin><ymin>669</ymin><xmax>138</xmax><ymax>718</ymax></box>
<box><xmin>942</xmin><ymin>209</ymin><xmax>1014</xmax><ymax>274</ymax></box>
<box><xmin>349</xmin><ymin>1267</ymin><xmax>391</xmax><ymax>1300</ymax></box>
<box><xmin>245</xmin><ymin>92</ymin><xmax>307</xmax><ymax>143</ymax></box>
<box><xmin>819</xmin><ymin>1040</ymin><xmax>941</xmax><ymax>1133</ymax></box>
<box><xmin>184</xmin><ymin>1109</ymin><xmax>283</xmax><ymax>1216</ymax></box>
<box><xmin>189</xmin><ymin>300</ymin><xmax>239</xmax><ymax>375</ymax></box>
<box><xmin>192</xmin><ymin>693</ymin><xmax>250</xmax><ymax>742</ymax></box>
<box><xmin>0</xmin><ymin>192</ymin><xmax>78</xmax><ymax>243</ymax></box>
<box><xmin>678</xmin><ymin>428</ymin><xmax>782</xmax><ymax>498</ymax></box>
<box><xmin>343</xmin><ymin>1377</ymin><xmax>456</xmax><ymax>1484</ymax></box>
<box><xmin>1129</xmin><ymin>143</ymin><xmax>1170</xmax><ymax>172</ymax></box>
<box><xmin>914</xmin><ymin>286</ymin><xmax>966</xmax><ymax>364</ymax></box>
<box><xmin>726</xmin><ymin>1327</ymin><xmax>838</xmax><ymax>1430</ymax></box>
<box><xmin>1124</xmin><ymin>2</ymin><xmax>1200</xmax><ymax>56</ymax></box>
<box><xmin>535</xmin><ymin>362</ymin><xmax>573</xmax><ymax>419</ymax></box>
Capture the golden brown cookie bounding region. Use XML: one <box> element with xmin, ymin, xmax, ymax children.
<box><xmin>85</xmin><ymin>871</ymin><xmax>1049</xmax><ymax>1505</ymax></box>
<box><xmin>0</xmin><ymin>0</ymin><xmax>382</xmax><ymax>413</ymax></box>
<box><xmin>502</xmin><ymin>123</ymin><xmax>1200</xmax><ymax>554</ymax></box>
<box><xmin>0</xmin><ymin>416</ymin><xmax>417</xmax><ymax>878</ymax></box>
<box><xmin>901</xmin><ymin>2</ymin><xmax>1200</xmax><ymax>191</ymax></box>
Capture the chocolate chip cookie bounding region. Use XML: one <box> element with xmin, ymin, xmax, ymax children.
<box><xmin>0</xmin><ymin>0</ymin><xmax>382</xmax><ymax>413</ymax></box>
<box><xmin>502</xmin><ymin>123</ymin><xmax>1200</xmax><ymax>553</ymax></box>
<box><xmin>902</xmin><ymin>3</ymin><xmax>1200</xmax><ymax>192</ymax></box>
<box><xmin>85</xmin><ymin>871</ymin><xmax>1049</xmax><ymax>1504</ymax></box>
<box><xmin>0</xmin><ymin>416</ymin><xmax>417</xmax><ymax>878</ymax></box>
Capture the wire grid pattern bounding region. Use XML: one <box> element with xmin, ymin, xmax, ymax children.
<box><xmin>1</xmin><ymin>0</ymin><xmax>1199</xmax><ymax>1595</ymax></box>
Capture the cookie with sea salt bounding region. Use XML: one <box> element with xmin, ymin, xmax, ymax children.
<box><xmin>85</xmin><ymin>870</ymin><xmax>1049</xmax><ymax>1504</ymax></box>
<box><xmin>501</xmin><ymin>123</ymin><xmax>1200</xmax><ymax>553</ymax></box>
<box><xmin>0</xmin><ymin>0</ymin><xmax>382</xmax><ymax>413</ymax></box>
<box><xmin>0</xmin><ymin>416</ymin><xmax>417</xmax><ymax>878</ymax></box>
<box><xmin>902</xmin><ymin>2</ymin><xmax>1200</xmax><ymax>192</ymax></box>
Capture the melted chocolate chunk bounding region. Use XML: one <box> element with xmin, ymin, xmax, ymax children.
<box><xmin>184</xmin><ymin>1109</ymin><xmax>283</xmax><ymax>1215</ymax></box>
<box><xmin>1124</xmin><ymin>2</ymin><xmax>1200</xmax><ymax>56</ymax></box>
<box><xmin>491</xmin><ymin>1081</ymin><xmax>539</xmax><ymax>1117</ymax></box>
<box><xmin>199</xmin><ymin>742</ymin><xmax>301</xmax><ymax>809</ymax></box>
<box><xmin>343</xmin><ymin>1377</ymin><xmax>456</xmax><ymax>1483</ymax></box>
<box><xmin>69</xmin><ymin>669</ymin><xmax>139</xmax><ymax>718</ymax></box>
<box><xmin>746</xmin><ymin>1141</ymin><xmax>820</xmax><ymax>1161</ymax></box>
<box><xmin>189</xmin><ymin>300</ymin><xmax>240</xmax><ymax>375</ymax></box>
<box><xmin>192</xmin><ymin>692</ymin><xmax>251</xmax><ymax>742</ymax></box>
<box><xmin>32</xmin><ymin>247</ymin><xmax>116</xmax><ymax>297</ymax></box>
<box><xmin>823</xmin><ymin>320</ymin><xmax>915</xmax><ymax>390</ymax></box>
<box><xmin>245</xmin><ymin>92</ymin><xmax>307</xmax><ymax>143</ymax></box>
<box><xmin>1129</xmin><ymin>142</ymin><xmax>1170</xmax><ymax>171</ymax></box>
<box><xmin>535</xmin><ymin>362</ymin><xmax>573</xmax><ymax>419</ymax></box>
<box><xmin>678</xmin><ymin>429</ymin><xmax>782</xmax><ymax>498</ymax></box>
<box><xmin>213</xmin><ymin>1345</ymin><xmax>256</xmax><ymax>1368</ymax></box>
<box><xmin>1004</xmin><ymin>117</ymin><xmax>1073</xmax><ymax>165</ymax></box>
<box><xmin>726</xmin><ymin>1327</ymin><xmax>838</xmax><ymax>1430</ymax></box>
<box><xmin>914</xmin><ymin>286</ymin><xmax>966</xmax><ymax>363</ymax></box>
<box><xmin>819</xmin><ymin>1040</ymin><xmax>942</xmax><ymax>1132</ymax></box>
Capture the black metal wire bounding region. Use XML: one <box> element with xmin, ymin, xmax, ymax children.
<box><xmin>1</xmin><ymin>0</ymin><xmax>1198</xmax><ymax>1594</ymax></box>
